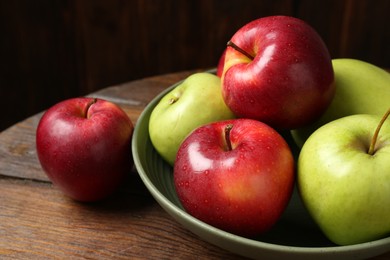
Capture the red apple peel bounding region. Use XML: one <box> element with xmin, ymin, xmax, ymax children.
<box><xmin>221</xmin><ymin>16</ymin><xmax>335</xmax><ymax>129</ymax></box>
<box><xmin>174</xmin><ymin>119</ymin><xmax>295</xmax><ymax>237</ymax></box>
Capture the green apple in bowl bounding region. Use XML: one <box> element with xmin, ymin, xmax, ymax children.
<box><xmin>149</xmin><ymin>72</ymin><xmax>235</xmax><ymax>165</ymax></box>
<box><xmin>292</xmin><ymin>58</ymin><xmax>390</xmax><ymax>147</ymax></box>
<box><xmin>297</xmin><ymin>110</ymin><xmax>390</xmax><ymax>245</ymax></box>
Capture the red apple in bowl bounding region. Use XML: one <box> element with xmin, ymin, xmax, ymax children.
<box><xmin>36</xmin><ymin>97</ymin><xmax>134</xmax><ymax>202</ymax></box>
<box><xmin>216</xmin><ymin>49</ymin><xmax>226</xmax><ymax>77</ymax></box>
<box><xmin>221</xmin><ymin>15</ymin><xmax>335</xmax><ymax>130</ymax></box>
<box><xmin>173</xmin><ymin>119</ymin><xmax>295</xmax><ymax>237</ymax></box>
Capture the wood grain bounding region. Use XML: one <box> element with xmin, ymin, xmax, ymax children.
<box><xmin>1</xmin><ymin>0</ymin><xmax>389</xmax><ymax>131</ymax></box>
<box><xmin>0</xmin><ymin>178</ymin><xmax>242</xmax><ymax>259</ymax></box>
<box><xmin>1</xmin><ymin>70</ymin><xmax>389</xmax><ymax>259</ymax></box>
<box><xmin>0</xmin><ymin>70</ymin><xmax>246</xmax><ymax>259</ymax></box>
<box><xmin>0</xmin><ymin>70</ymin><xmax>195</xmax><ymax>181</ymax></box>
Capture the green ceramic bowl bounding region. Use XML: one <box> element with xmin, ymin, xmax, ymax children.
<box><xmin>132</xmin><ymin>78</ymin><xmax>390</xmax><ymax>260</ymax></box>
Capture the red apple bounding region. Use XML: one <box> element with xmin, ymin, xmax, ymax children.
<box><xmin>221</xmin><ymin>15</ymin><xmax>335</xmax><ymax>130</ymax></box>
<box><xmin>174</xmin><ymin>119</ymin><xmax>295</xmax><ymax>237</ymax></box>
<box><xmin>216</xmin><ymin>49</ymin><xmax>226</xmax><ymax>77</ymax></box>
<box><xmin>36</xmin><ymin>97</ymin><xmax>134</xmax><ymax>202</ymax></box>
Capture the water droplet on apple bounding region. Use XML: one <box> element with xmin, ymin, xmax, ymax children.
<box><xmin>184</xmin><ymin>181</ymin><xmax>189</xmax><ymax>187</ymax></box>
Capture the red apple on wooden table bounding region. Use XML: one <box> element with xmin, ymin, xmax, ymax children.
<box><xmin>174</xmin><ymin>119</ymin><xmax>295</xmax><ymax>237</ymax></box>
<box><xmin>36</xmin><ymin>97</ymin><xmax>134</xmax><ymax>202</ymax></box>
<box><xmin>216</xmin><ymin>49</ymin><xmax>226</xmax><ymax>77</ymax></box>
<box><xmin>220</xmin><ymin>15</ymin><xmax>335</xmax><ymax>130</ymax></box>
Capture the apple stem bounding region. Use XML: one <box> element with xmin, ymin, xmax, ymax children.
<box><xmin>85</xmin><ymin>98</ymin><xmax>98</xmax><ymax>118</ymax></box>
<box><xmin>168</xmin><ymin>97</ymin><xmax>177</xmax><ymax>105</ymax></box>
<box><xmin>224</xmin><ymin>124</ymin><xmax>234</xmax><ymax>151</ymax></box>
<box><xmin>368</xmin><ymin>107</ymin><xmax>390</xmax><ymax>155</ymax></box>
<box><xmin>227</xmin><ymin>40</ymin><xmax>255</xmax><ymax>60</ymax></box>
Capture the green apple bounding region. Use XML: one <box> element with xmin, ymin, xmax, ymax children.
<box><xmin>292</xmin><ymin>58</ymin><xmax>390</xmax><ymax>147</ymax></box>
<box><xmin>149</xmin><ymin>72</ymin><xmax>235</xmax><ymax>165</ymax></box>
<box><xmin>297</xmin><ymin>111</ymin><xmax>390</xmax><ymax>245</ymax></box>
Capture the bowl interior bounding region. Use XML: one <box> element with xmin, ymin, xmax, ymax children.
<box><xmin>132</xmin><ymin>77</ymin><xmax>390</xmax><ymax>259</ymax></box>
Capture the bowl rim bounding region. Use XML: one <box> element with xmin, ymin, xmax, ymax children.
<box><xmin>131</xmin><ymin>71</ymin><xmax>390</xmax><ymax>258</ymax></box>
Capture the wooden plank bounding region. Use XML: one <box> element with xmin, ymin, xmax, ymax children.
<box><xmin>0</xmin><ymin>177</ymin><xmax>243</xmax><ymax>259</ymax></box>
<box><xmin>2</xmin><ymin>0</ymin><xmax>389</xmax><ymax>133</ymax></box>
<box><xmin>1</xmin><ymin>69</ymin><xmax>389</xmax><ymax>259</ymax></box>
<box><xmin>0</xmin><ymin>114</ymin><xmax>45</xmax><ymax>181</ymax></box>
<box><xmin>0</xmin><ymin>70</ymin><xmax>194</xmax><ymax>181</ymax></box>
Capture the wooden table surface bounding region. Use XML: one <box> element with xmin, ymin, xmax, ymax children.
<box><xmin>0</xmin><ymin>70</ymin><xmax>389</xmax><ymax>259</ymax></box>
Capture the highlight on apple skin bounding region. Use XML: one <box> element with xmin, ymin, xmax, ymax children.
<box><xmin>292</xmin><ymin>58</ymin><xmax>390</xmax><ymax>148</ymax></box>
<box><xmin>174</xmin><ymin>118</ymin><xmax>295</xmax><ymax>237</ymax></box>
<box><xmin>36</xmin><ymin>97</ymin><xmax>134</xmax><ymax>202</ymax></box>
<box><xmin>149</xmin><ymin>72</ymin><xmax>235</xmax><ymax>166</ymax></box>
<box><xmin>220</xmin><ymin>15</ymin><xmax>335</xmax><ymax>130</ymax></box>
<box><xmin>298</xmin><ymin>113</ymin><xmax>390</xmax><ymax>245</ymax></box>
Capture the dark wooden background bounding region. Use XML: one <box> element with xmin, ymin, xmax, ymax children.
<box><xmin>1</xmin><ymin>0</ymin><xmax>389</xmax><ymax>131</ymax></box>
